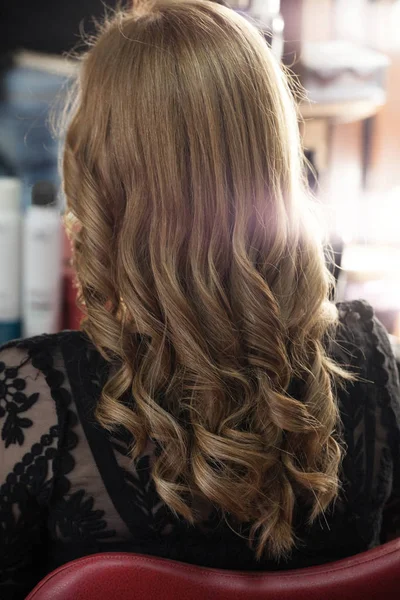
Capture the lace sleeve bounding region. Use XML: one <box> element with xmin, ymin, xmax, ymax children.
<box><xmin>0</xmin><ymin>341</ymin><xmax>59</xmax><ymax>600</ymax></box>
<box><xmin>335</xmin><ymin>301</ymin><xmax>400</xmax><ymax>544</ymax></box>
<box><xmin>374</xmin><ymin>319</ymin><xmax>400</xmax><ymax>541</ymax></box>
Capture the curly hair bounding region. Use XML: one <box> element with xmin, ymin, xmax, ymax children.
<box><xmin>63</xmin><ymin>0</ymin><xmax>350</xmax><ymax>560</ymax></box>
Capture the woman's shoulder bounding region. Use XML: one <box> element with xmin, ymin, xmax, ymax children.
<box><xmin>332</xmin><ymin>299</ymin><xmax>400</xmax><ymax>471</ymax></box>
<box><xmin>335</xmin><ymin>298</ymin><xmax>378</xmax><ymax>352</ymax></box>
<box><xmin>0</xmin><ymin>330</ymin><xmax>104</xmax><ymax>506</ymax></box>
<box><xmin>332</xmin><ymin>299</ymin><xmax>399</xmax><ymax>382</ymax></box>
<box><xmin>0</xmin><ymin>330</ymin><xmax>96</xmax><ymax>384</ymax></box>
<box><xmin>331</xmin><ymin>301</ymin><xmax>400</xmax><ymax>542</ymax></box>
<box><xmin>0</xmin><ymin>330</ymin><xmax>95</xmax><ymax>451</ymax></box>
<box><xmin>0</xmin><ymin>330</ymin><xmax>90</xmax><ymax>358</ymax></box>
<box><xmin>332</xmin><ymin>299</ymin><xmax>400</xmax><ymax>425</ymax></box>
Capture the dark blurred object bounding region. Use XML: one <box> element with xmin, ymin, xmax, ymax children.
<box><xmin>304</xmin><ymin>150</ymin><xmax>318</xmax><ymax>192</ymax></box>
<box><xmin>62</xmin><ymin>268</ymin><xmax>83</xmax><ymax>330</ymax></box>
<box><xmin>328</xmin><ymin>236</ymin><xmax>344</xmax><ymax>286</ymax></box>
<box><xmin>0</xmin><ymin>0</ymin><xmax>123</xmax><ymax>57</ymax></box>
<box><xmin>62</xmin><ymin>228</ymin><xmax>83</xmax><ymax>331</ymax></box>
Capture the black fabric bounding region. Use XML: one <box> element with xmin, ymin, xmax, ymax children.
<box><xmin>0</xmin><ymin>300</ymin><xmax>399</xmax><ymax>600</ymax></box>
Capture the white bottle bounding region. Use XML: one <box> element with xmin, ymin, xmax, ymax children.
<box><xmin>0</xmin><ymin>178</ymin><xmax>22</xmax><ymax>343</ymax></box>
<box><xmin>23</xmin><ymin>181</ymin><xmax>62</xmax><ymax>337</ymax></box>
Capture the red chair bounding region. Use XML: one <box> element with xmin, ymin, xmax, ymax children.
<box><xmin>26</xmin><ymin>539</ymin><xmax>400</xmax><ymax>600</ymax></box>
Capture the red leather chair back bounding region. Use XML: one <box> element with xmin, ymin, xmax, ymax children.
<box><xmin>26</xmin><ymin>539</ymin><xmax>400</xmax><ymax>600</ymax></box>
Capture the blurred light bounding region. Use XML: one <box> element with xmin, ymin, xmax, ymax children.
<box><xmin>390</xmin><ymin>1</ymin><xmax>400</xmax><ymax>51</ymax></box>
<box><xmin>334</xmin><ymin>0</ymin><xmax>366</xmax><ymax>43</ymax></box>
<box><xmin>333</xmin><ymin>187</ymin><xmax>400</xmax><ymax>246</ymax></box>
<box><xmin>364</xmin><ymin>188</ymin><xmax>400</xmax><ymax>244</ymax></box>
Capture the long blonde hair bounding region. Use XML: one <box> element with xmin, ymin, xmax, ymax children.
<box><xmin>63</xmin><ymin>0</ymin><xmax>348</xmax><ymax>560</ymax></box>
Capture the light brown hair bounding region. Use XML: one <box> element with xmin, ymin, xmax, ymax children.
<box><xmin>63</xmin><ymin>0</ymin><xmax>349</xmax><ymax>560</ymax></box>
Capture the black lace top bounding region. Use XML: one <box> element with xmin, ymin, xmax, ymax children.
<box><xmin>1</xmin><ymin>300</ymin><xmax>399</xmax><ymax>600</ymax></box>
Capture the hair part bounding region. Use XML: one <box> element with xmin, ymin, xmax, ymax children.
<box><xmin>63</xmin><ymin>0</ymin><xmax>350</xmax><ymax>560</ymax></box>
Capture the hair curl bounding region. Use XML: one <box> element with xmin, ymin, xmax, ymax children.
<box><xmin>63</xmin><ymin>0</ymin><xmax>350</xmax><ymax>560</ymax></box>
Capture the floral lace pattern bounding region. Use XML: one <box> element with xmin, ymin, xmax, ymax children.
<box><xmin>0</xmin><ymin>359</ymin><xmax>39</xmax><ymax>447</ymax></box>
<box><xmin>0</xmin><ymin>335</ymin><xmax>116</xmax><ymax>598</ymax></box>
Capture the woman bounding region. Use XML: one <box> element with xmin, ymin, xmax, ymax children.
<box><xmin>0</xmin><ymin>2</ymin><xmax>399</xmax><ymax>598</ymax></box>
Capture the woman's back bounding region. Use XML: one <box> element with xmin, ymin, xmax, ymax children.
<box><xmin>0</xmin><ymin>300</ymin><xmax>399</xmax><ymax>599</ymax></box>
<box><xmin>1</xmin><ymin>2</ymin><xmax>400</xmax><ymax>598</ymax></box>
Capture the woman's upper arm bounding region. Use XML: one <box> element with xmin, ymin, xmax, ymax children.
<box><xmin>335</xmin><ymin>301</ymin><xmax>400</xmax><ymax>544</ymax></box>
<box><xmin>373</xmin><ymin>319</ymin><xmax>400</xmax><ymax>540</ymax></box>
<box><xmin>0</xmin><ymin>342</ymin><xmax>59</xmax><ymax>599</ymax></box>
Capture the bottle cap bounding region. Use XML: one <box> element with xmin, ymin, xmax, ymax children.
<box><xmin>0</xmin><ymin>178</ymin><xmax>22</xmax><ymax>212</ymax></box>
<box><xmin>32</xmin><ymin>181</ymin><xmax>57</xmax><ymax>207</ymax></box>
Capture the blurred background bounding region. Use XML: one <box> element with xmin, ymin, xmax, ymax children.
<box><xmin>0</xmin><ymin>0</ymin><xmax>399</xmax><ymax>358</ymax></box>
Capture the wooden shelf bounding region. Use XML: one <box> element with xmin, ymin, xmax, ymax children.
<box><xmin>300</xmin><ymin>95</ymin><xmax>386</xmax><ymax>124</ymax></box>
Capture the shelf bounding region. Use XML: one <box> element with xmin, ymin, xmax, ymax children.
<box><xmin>300</xmin><ymin>95</ymin><xmax>386</xmax><ymax>124</ymax></box>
